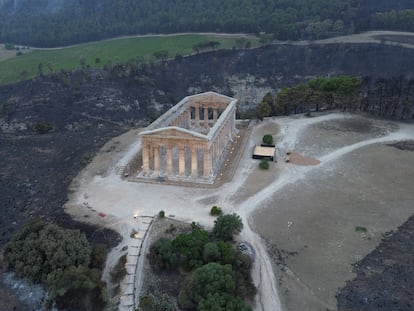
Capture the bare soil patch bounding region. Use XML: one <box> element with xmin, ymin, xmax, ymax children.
<box><xmin>287</xmin><ymin>152</ymin><xmax>320</xmax><ymax>166</ymax></box>
<box><xmin>251</xmin><ymin>143</ymin><xmax>414</xmax><ymax>311</ymax></box>
<box><xmin>295</xmin><ymin>116</ymin><xmax>397</xmax><ymax>158</ymax></box>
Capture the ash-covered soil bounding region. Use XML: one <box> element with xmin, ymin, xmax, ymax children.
<box><xmin>0</xmin><ymin>72</ymin><xmax>157</xmax><ymax>247</ymax></box>
<box><xmin>337</xmin><ymin>214</ymin><xmax>414</xmax><ymax>311</ymax></box>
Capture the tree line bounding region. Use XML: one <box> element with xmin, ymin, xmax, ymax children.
<box><xmin>254</xmin><ymin>76</ymin><xmax>414</xmax><ymax>120</ymax></box>
<box><xmin>1</xmin><ymin>0</ymin><xmax>413</xmax><ymax>47</ymax></box>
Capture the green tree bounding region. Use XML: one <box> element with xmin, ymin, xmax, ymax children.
<box><xmin>203</xmin><ymin>242</ymin><xmax>221</xmax><ymax>262</ymax></box>
<box><xmin>210</xmin><ymin>205</ymin><xmax>223</xmax><ymax>216</ymax></box>
<box><xmin>47</xmin><ymin>266</ymin><xmax>106</xmax><ymax>310</ymax></box>
<box><xmin>3</xmin><ymin>222</ymin><xmax>91</xmax><ymax>283</ymax></box>
<box><xmin>259</xmin><ymin>159</ymin><xmax>270</xmax><ymax>170</ymax></box>
<box><xmin>149</xmin><ymin>238</ymin><xmax>178</xmax><ymax>270</ymax></box>
<box><xmin>173</xmin><ymin>227</ymin><xmax>209</xmax><ymax>270</ymax></box>
<box><xmin>262</xmin><ymin>134</ymin><xmax>273</xmax><ymax>145</ymax></box>
<box><xmin>213</xmin><ymin>214</ymin><xmax>243</xmax><ymax>241</ymax></box>
<box><xmin>178</xmin><ymin>263</ymin><xmax>234</xmax><ymax>308</ymax></box>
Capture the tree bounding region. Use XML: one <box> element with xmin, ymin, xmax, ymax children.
<box><xmin>203</xmin><ymin>242</ymin><xmax>221</xmax><ymax>262</ymax></box>
<box><xmin>256</xmin><ymin>100</ymin><xmax>272</xmax><ymax>120</ymax></box>
<box><xmin>179</xmin><ymin>263</ymin><xmax>233</xmax><ymax>308</ymax></box>
<box><xmin>47</xmin><ymin>266</ymin><xmax>106</xmax><ymax>311</ymax></box>
<box><xmin>213</xmin><ymin>214</ymin><xmax>243</xmax><ymax>241</ymax></box>
<box><xmin>149</xmin><ymin>238</ymin><xmax>178</xmax><ymax>270</ymax></box>
<box><xmin>262</xmin><ymin>134</ymin><xmax>273</xmax><ymax>145</ymax></box>
<box><xmin>172</xmin><ymin>227</ymin><xmax>209</xmax><ymax>270</ymax></box>
<box><xmin>259</xmin><ymin>159</ymin><xmax>270</xmax><ymax>170</ymax></box>
<box><xmin>210</xmin><ymin>205</ymin><xmax>223</xmax><ymax>216</ymax></box>
<box><xmin>3</xmin><ymin>222</ymin><xmax>91</xmax><ymax>283</ymax></box>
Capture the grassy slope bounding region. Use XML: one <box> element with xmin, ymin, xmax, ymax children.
<box><xmin>0</xmin><ymin>34</ymin><xmax>260</xmax><ymax>85</ymax></box>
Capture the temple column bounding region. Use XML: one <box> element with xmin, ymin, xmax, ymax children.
<box><xmin>186</xmin><ymin>110</ymin><xmax>191</xmax><ymax>128</ymax></box>
<box><xmin>191</xmin><ymin>147</ymin><xmax>198</xmax><ymax>177</ymax></box>
<box><xmin>153</xmin><ymin>145</ymin><xmax>160</xmax><ymax>172</ymax></box>
<box><xmin>178</xmin><ymin>146</ymin><xmax>186</xmax><ymax>176</ymax></box>
<box><xmin>142</xmin><ymin>144</ymin><xmax>150</xmax><ymax>173</ymax></box>
<box><xmin>203</xmin><ymin>148</ymin><xmax>212</xmax><ymax>178</ymax></box>
<box><xmin>204</xmin><ymin>107</ymin><xmax>209</xmax><ymax>127</ymax></box>
<box><xmin>148</xmin><ymin>144</ymin><xmax>154</xmax><ymax>170</ymax></box>
<box><xmin>195</xmin><ymin>105</ymin><xmax>200</xmax><ymax>124</ymax></box>
<box><xmin>213</xmin><ymin>108</ymin><xmax>218</xmax><ymax>121</ymax></box>
<box><xmin>166</xmin><ymin>146</ymin><xmax>173</xmax><ymax>175</ymax></box>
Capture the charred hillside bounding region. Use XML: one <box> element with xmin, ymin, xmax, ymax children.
<box><xmin>1</xmin><ymin>42</ymin><xmax>414</xmax><ymax>247</ymax></box>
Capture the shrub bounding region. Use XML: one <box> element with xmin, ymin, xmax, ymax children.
<box><xmin>210</xmin><ymin>205</ymin><xmax>223</xmax><ymax>216</ymax></box>
<box><xmin>139</xmin><ymin>292</ymin><xmax>174</xmax><ymax>311</ymax></box>
<box><xmin>159</xmin><ymin>210</ymin><xmax>165</xmax><ymax>218</ymax></box>
<box><xmin>355</xmin><ymin>226</ymin><xmax>367</xmax><ymax>233</ymax></box>
<box><xmin>262</xmin><ymin>134</ymin><xmax>273</xmax><ymax>145</ymax></box>
<box><xmin>259</xmin><ymin>159</ymin><xmax>270</xmax><ymax>170</ymax></box>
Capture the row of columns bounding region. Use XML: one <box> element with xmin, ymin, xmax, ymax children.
<box><xmin>191</xmin><ymin>105</ymin><xmax>222</xmax><ymax>127</ymax></box>
<box><xmin>142</xmin><ymin>144</ymin><xmax>212</xmax><ymax>178</ymax></box>
<box><xmin>140</xmin><ymin>101</ymin><xmax>236</xmax><ymax>181</ymax></box>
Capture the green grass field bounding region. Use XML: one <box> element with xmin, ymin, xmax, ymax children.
<box><xmin>0</xmin><ymin>34</ymin><xmax>260</xmax><ymax>85</ymax></box>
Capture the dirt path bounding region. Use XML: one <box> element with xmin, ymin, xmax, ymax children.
<box><xmin>65</xmin><ymin>113</ymin><xmax>414</xmax><ymax>311</ymax></box>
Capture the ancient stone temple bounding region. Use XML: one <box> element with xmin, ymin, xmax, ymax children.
<box><xmin>138</xmin><ymin>91</ymin><xmax>237</xmax><ymax>183</ymax></box>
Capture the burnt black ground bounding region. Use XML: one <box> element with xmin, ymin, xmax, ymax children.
<box><xmin>337</xmin><ymin>214</ymin><xmax>414</xmax><ymax>311</ymax></box>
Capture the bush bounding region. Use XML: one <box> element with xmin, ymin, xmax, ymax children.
<box><xmin>159</xmin><ymin>210</ymin><xmax>165</xmax><ymax>218</ymax></box>
<box><xmin>262</xmin><ymin>134</ymin><xmax>273</xmax><ymax>145</ymax></box>
<box><xmin>259</xmin><ymin>159</ymin><xmax>270</xmax><ymax>170</ymax></box>
<box><xmin>139</xmin><ymin>292</ymin><xmax>174</xmax><ymax>311</ymax></box>
<box><xmin>210</xmin><ymin>206</ymin><xmax>223</xmax><ymax>216</ymax></box>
